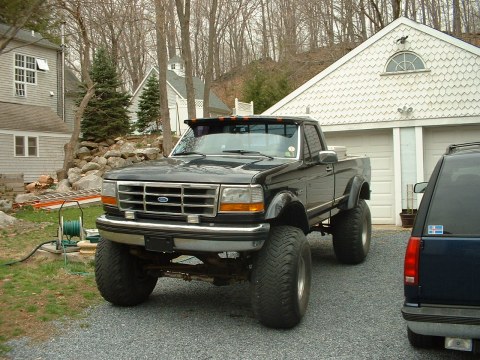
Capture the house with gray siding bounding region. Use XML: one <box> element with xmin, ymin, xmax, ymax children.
<box><xmin>0</xmin><ymin>22</ymin><xmax>71</xmax><ymax>183</ymax></box>
<box><xmin>130</xmin><ymin>56</ymin><xmax>230</xmax><ymax>135</ymax></box>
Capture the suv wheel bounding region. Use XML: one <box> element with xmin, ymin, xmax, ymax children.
<box><xmin>250</xmin><ymin>226</ymin><xmax>312</xmax><ymax>328</ymax></box>
<box><xmin>332</xmin><ymin>199</ymin><xmax>372</xmax><ymax>264</ymax></box>
<box><xmin>95</xmin><ymin>237</ymin><xmax>158</xmax><ymax>306</ymax></box>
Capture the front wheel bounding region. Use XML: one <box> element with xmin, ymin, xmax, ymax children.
<box><xmin>332</xmin><ymin>199</ymin><xmax>372</xmax><ymax>264</ymax></box>
<box><xmin>95</xmin><ymin>237</ymin><xmax>157</xmax><ymax>306</ymax></box>
<box><xmin>250</xmin><ymin>226</ymin><xmax>312</xmax><ymax>329</ymax></box>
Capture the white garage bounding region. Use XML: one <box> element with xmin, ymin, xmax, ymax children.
<box><xmin>264</xmin><ymin>17</ymin><xmax>480</xmax><ymax>225</ymax></box>
<box><xmin>423</xmin><ymin>125</ymin><xmax>480</xmax><ymax>180</ymax></box>
<box><xmin>326</xmin><ymin>130</ymin><xmax>395</xmax><ymax>224</ymax></box>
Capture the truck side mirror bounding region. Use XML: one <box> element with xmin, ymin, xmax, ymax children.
<box><xmin>318</xmin><ymin>150</ymin><xmax>338</xmax><ymax>164</ymax></box>
<box><xmin>414</xmin><ymin>182</ymin><xmax>428</xmax><ymax>193</ymax></box>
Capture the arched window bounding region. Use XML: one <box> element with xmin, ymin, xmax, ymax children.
<box><xmin>385</xmin><ymin>52</ymin><xmax>426</xmax><ymax>73</ymax></box>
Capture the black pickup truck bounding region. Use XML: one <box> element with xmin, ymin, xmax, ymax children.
<box><xmin>95</xmin><ymin>115</ymin><xmax>371</xmax><ymax>328</ymax></box>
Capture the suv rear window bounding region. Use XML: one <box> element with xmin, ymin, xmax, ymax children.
<box><xmin>424</xmin><ymin>153</ymin><xmax>480</xmax><ymax>236</ymax></box>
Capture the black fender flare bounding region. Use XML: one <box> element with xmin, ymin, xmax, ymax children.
<box><xmin>340</xmin><ymin>175</ymin><xmax>371</xmax><ymax>211</ymax></box>
<box><xmin>265</xmin><ymin>191</ymin><xmax>309</xmax><ymax>233</ymax></box>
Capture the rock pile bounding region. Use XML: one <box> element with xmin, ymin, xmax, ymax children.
<box><xmin>58</xmin><ymin>136</ymin><xmax>164</xmax><ymax>192</ymax></box>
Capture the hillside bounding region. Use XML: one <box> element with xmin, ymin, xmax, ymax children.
<box><xmin>211</xmin><ymin>42</ymin><xmax>359</xmax><ymax>112</ymax></box>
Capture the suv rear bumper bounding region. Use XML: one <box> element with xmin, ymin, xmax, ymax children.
<box><xmin>402</xmin><ymin>304</ymin><xmax>480</xmax><ymax>338</ymax></box>
<box><xmin>96</xmin><ymin>214</ymin><xmax>269</xmax><ymax>252</ymax></box>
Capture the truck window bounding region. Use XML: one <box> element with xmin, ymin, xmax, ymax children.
<box><xmin>424</xmin><ymin>154</ymin><xmax>480</xmax><ymax>236</ymax></box>
<box><xmin>303</xmin><ymin>125</ymin><xmax>324</xmax><ymax>163</ymax></box>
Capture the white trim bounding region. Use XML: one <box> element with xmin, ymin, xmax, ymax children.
<box><xmin>415</xmin><ymin>126</ymin><xmax>424</xmax><ymax>205</ymax></box>
<box><xmin>393</xmin><ymin>127</ymin><xmax>402</xmax><ymax>226</ymax></box>
<box><xmin>415</xmin><ymin>127</ymin><xmax>424</xmax><ymax>183</ymax></box>
<box><xmin>320</xmin><ymin>115</ymin><xmax>480</xmax><ymax>132</ymax></box>
<box><xmin>131</xmin><ymin>67</ymin><xmax>157</xmax><ymax>99</ymax></box>
<box><xmin>36</xmin><ymin>58</ymin><xmax>49</xmax><ymax>71</ymax></box>
<box><xmin>1</xmin><ymin>129</ymin><xmax>71</xmax><ymax>138</ymax></box>
<box><xmin>13</xmin><ymin>134</ymin><xmax>39</xmax><ymax>157</ymax></box>
<box><xmin>263</xmin><ymin>17</ymin><xmax>480</xmax><ymax>115</ymax></box>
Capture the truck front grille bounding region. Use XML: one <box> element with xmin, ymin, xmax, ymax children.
<box><xmin>117</xmin><ymin>182</ymin><xmax>219</xmax><ymax>217</ymax></box>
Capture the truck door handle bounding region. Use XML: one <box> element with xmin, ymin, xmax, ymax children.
<box><xmin>326</xmin><ymin>165</ymin><xmax>333</xmax><ymax>173</ymax></box>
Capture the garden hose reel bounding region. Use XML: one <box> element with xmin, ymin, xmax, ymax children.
<box><xmin>56</xmin><ymin>201</ymin><xmax>85</xmax><ymax>250</ymax></box>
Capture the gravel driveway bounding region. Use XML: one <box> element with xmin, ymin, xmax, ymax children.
<box><xmin>6</xmin><ymin>228</ymin><xmax>476</xmax><ymax>359</ymax></box>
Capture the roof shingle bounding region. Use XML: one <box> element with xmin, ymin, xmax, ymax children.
<box><xmin>0</xmin><ymin>102</ymin><xmax>70</xmax><ymax>134</ymax></box>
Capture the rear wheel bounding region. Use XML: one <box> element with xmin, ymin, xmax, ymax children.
<box><xmin>95</xmin><ymin>237</ymin><xmax>157</xmax><ymax>306</ymax></box>
<box><xmin>332</xmin><ymin>199</ymin><xmax>371</xmax><ymax>264</ymax></box>
<box><xmin>250</xmin><ymin>226</ymin><xmax>312</xmax><ymax>328</ymax></box>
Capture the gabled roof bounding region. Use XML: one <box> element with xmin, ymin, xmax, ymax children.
<box><xmin>65</xmin><ymin>68</ymin><xmax>82</xmax><ymax>94</ymax></box>
<box><xmin>168</xmin><ymin>55</ymin><xmax>184</xmax><ymax>64</ymax></box>
<box><xmin>0</xmin><ymin>22</ymin><xmax>60</xmax><ymax>50</ymax></box>
<box><xmin>132</xmin><ymin>67</ymin><xmax>230</xmax><ymax>113</ymax></box>
<box><xmin>0</xmin><ymin>102</ymin><xmax>70</xmax><ymax>134</ymax></box>
<box><xmin>264</xmin><ymin>17</ymin><xmax>480</xmax><ymax>115</ymax></box>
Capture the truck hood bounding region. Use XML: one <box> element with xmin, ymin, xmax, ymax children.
<box><xmin>104</xmin><ymin>155</ymin><xmax>292</xmax><ymax>184</ymax></box>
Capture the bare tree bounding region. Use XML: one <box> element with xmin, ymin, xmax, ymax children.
<box><xmin>0</xmin><ymin>0</ymin><xmax>48</xmax><ymax>54</ymax></box>
<box><xmin>56</xmin><ymin>0</ymin><xmax>95</xmax><ymax>180</ymax></box>
<box><xmin>175</xmin><ymin>0</ymin><xmax>196</xmax><ymax>119</ymax></box>
<box><xmin>203</xmin><ymin>0</ymin><xmax>218</xmax><ymax>117</ymax></box>
<box><xmin>155</xmin><ymin>0</ymin><xmax>173</xmax><ymax>155</ymax></box>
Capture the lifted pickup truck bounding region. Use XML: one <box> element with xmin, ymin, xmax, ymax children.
<box><xmin>95</xmin><ymin>115</ymin><xmax>371</xmax><ymax>328</ymax></box>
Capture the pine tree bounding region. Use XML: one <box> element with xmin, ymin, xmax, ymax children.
<box><xmin>136</xmin><ymin>72</ymin><xmax>161</xmax><ymax>133</ymax></box>
<box><xmin>243</xmin><ymin>64</ymin><xmax>292</xmax><ymax>114</ymax></box>
<box><xmin>80</xmin><ymin>48</ymin><xmax>131</xmax><ymax>141</ymax></box>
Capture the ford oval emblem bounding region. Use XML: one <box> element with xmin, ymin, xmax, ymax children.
<box><xmin>158</xmin><ymin>196</ymin><xmax>169</xmax><ymax>203</ymax></box>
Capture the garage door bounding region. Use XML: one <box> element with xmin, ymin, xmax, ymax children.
<box><xmin>325</xmin><ymin>129</ymin><xmax>394</xmax><ymax>224</ymax></box>
<box><xmin>424</xmin><ymin>125</ymin><xmax>480</xmax><ymax>180</ymax></box>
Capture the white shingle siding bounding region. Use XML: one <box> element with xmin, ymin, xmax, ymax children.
<box><xmin>264</xmin><ymin>17</ymin><xmax>480</xmax><ymax>225</ymax></box>
<box><xmin>267</xmin><ymin>23</ymin><xmax>480</xmax><ymax>126</ymax></box>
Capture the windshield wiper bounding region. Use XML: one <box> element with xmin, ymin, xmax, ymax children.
<box><xmin>222</xmin><ymin>149</ymin><xmax>273</xmax><ymax>160</ymax></box>
<box><xmin>173</xmin><ymin>151</ymin><xmax>206</xmax><ymax>157</ymax></box>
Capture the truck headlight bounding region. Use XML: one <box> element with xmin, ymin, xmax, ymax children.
<box><xmin>101</xmin><ymin>180</ymin><xmax>117</xmax><ymax>206</ymax></box>
<box><xmin>219</xmin><ymin>185</ymin><xmax>264</xmax><ymax>213</ymax></box>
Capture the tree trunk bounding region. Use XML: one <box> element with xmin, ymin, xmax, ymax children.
<box><xmin>203</xmin><ymin>0</ymin><xmax>218</xmax><ymax>117</ymax></box>
<box><xmin>175</xmin><ymin>0</ymin><xmax>196</xmax><ymax>119</ymax></box>
<box><xmin>452</xmin><ymin>0</ymin><xmax>462</xmax><ymax>35</ymax></box>
<box><xmin>155</xmin><ymin>0</ymin><xmax>173</xmax><ymax>155</ymax></box>
<box><xmin>57</xmin><ymin>0</ymin><xmax>96</xmax><ymax>180</ymax></box>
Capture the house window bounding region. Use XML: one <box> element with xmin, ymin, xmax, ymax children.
<box><xmin>385</xmin><ymin>52</ymin><xmax>426</xmax><ymax>73</ymax></box>
<box><xmin>15</xmin><ymin>135</ymin><xmax>38</xmax><ymax>157</ymax></box>
<box><xmin>14</xmin><ymin>53</ymin><xmax>37</xmax><ymax>97</ymax></box>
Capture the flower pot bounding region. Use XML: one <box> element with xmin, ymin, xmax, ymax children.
<box><xmin>400</xmin><ymin>210</ymin><xmax>417</xmax><ymax>228</ymax></box>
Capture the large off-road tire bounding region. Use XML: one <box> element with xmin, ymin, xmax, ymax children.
<box><xmin>332</xmin><ymin>199</ymin><xmax>372</xmax><ymax>264</ymax></box>
<box><xmin>95</xmin><ymin>237</ymin><xmax>157</xmax><ymax>306</ymax></box>
<box><xmin>407</xmin><ymin>327</ymin><xmax>442</xmax><ymax>348</ymax></box>
<box><xmin>250</xmin><ymin>226</ymin><xmax>312</xmax><ymax>329</ymax></box>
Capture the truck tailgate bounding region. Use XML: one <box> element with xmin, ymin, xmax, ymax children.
<box><xmin>419</xmin><ymin>236</ymin><xmax>480</xmax><ymax>306</ymax></box>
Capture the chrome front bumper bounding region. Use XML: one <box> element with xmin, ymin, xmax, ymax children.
<box><xmin>96</xmin><ymin>215</ymin><xmax>269</xmax><ymax>252</ymax></box>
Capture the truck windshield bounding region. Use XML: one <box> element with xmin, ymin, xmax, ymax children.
<box><xmin>172</xmin><ymin>122</ymin><xmax>299</xmax><ymax>158</ymax></box>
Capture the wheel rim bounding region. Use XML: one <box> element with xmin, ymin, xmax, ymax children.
<box><xmin>361</xmin><ymin>217</ymin><xmax>368</xmax><ymax>248</ymax></box>
<box><xmin>297</xmin><ymin>255</ymin><xmax>306</xmax><ymax>303</ymax></box>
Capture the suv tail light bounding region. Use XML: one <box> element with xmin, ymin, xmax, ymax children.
<box><xmin>404</xmin><ymin>236</ymin><xmax>421</xmax><ymax>285</ymax></box>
